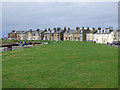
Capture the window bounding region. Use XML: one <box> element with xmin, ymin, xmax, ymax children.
<box><xmin>69</xmin><ymin>37</ymin><xmax>70</xmax><ymax>41</ymax></box>
<box><xmin>112</xmin><ymin>34</ymin><xmax>115</xmax><ymax>37</ymax></box>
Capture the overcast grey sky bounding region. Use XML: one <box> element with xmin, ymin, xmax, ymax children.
<box><xmin>2</xmin><ymin>2</ymin><xmax>118</xmax><ymax>37</ymax></box>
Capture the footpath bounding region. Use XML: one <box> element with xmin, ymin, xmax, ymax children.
<box><xmin>0</xmin><ymin>42</ymin><xmax>49</xmax><ymax>52</ymax></box>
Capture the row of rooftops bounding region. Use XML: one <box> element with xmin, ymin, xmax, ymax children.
<box><xmin>10</xmin><ymin>27</ymin><xmax>118</xmax><ymax>34</ymax></box>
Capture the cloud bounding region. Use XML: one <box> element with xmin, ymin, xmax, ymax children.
<box><xmin>2</xmin><ymin>2</ymin><xmax>118</xmax><ymax>37</ymax></box>
<box><xmin>1</xmin><ymin>0</ymin><xmax>119</xmax><ymax>2</ymax></box>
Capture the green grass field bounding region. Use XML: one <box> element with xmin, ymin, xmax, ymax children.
<box><xmin>1</xmin><ymin>39</ymin><xmax>49</xmax><ymax>43</ymax></box>
<box><xmin>2</xmin><ymin>41</ymin><xmax>118</xmax><ymax>88</ymax></box>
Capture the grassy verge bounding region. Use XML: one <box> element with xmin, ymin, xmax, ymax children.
<box><xmin>2</xmin><ymin>41</ymin><xmax>118</xmax><ymax>88</ymax></box>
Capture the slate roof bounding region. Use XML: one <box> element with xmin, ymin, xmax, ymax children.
<box><xmin>29</xmin><ymin>30</ymin><xmax>44</xmax><ymax>33</ymax></box>
<box><xmin>94</xmin><ymin>29</ymin><xmax>113</xmax><ymax>34</ymax></box>
<box><xmin>44</xmin><ymin>29</ymin><xmax>64</xmax><ymax>33</ymax></box>
<box><xmin>12</xmin><ymin>30</ymin><xmax>44</xmax><ymax>34</ymax></box>
<box><xmin>64</xmin><ymin>30</ymin><xmax>74</xmax><ymax>33</ymax></box>
<box><xmin>86</xmin><ymin>30</ymin><xmax>97</xmax><ymax>34</ymax></box>
<box><xmin>65</xmin><ymin>29</ymin><xmax>84</xmax><ymax>34</ymax></box>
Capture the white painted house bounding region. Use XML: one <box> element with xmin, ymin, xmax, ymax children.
<box><xmin>93</xmin><ymin>27</ymin><xmax>118</xmax><ymax>44</ymax></box>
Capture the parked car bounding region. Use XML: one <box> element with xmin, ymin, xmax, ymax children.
<box><xmin>112</xmin><ymin>41</ymin><xmax>120</xmax><ymax>45</ymax></box>
<box><xmin>89</xmin><ymin>40</ymin><xmax>93</xmax><ymax>42</ymax></box>
<box><xmin>108</xmin><ymin>41</ymin><xmax>120</xmax><ymax>45</ymax></box>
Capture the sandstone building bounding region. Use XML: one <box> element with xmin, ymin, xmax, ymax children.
<box><xmin>8</xmin><ymin>27</ymin><xmax>120</xmax><ymax>44</ymax></box>
<box><xmin>93</xmin><ymin>27</ymin><xmax>119</xmax><ymax>44</ymax></box>
<box><xmin>64</xmin><ymin>27</ymin><xmax>90</xmax><ymax>41</ymax></box>
<box><xmin>43</xmin><ymin>27</ymin><xmax>66</xmax><ymax>41</ymax></box>
<box><xmin>8</xmin><ymin>29</ymin><xmax>46</xmax><ymax>40</ymax></box>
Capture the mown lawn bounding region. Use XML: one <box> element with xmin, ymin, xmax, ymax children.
<box><xmin>2</xmin><ymin>41</ymin><xmax>118</xmax><ymax>88</ymax></box>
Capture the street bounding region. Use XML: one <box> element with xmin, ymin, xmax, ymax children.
<box><xmin>108</xmin><ymin>44</ymin><xmax>120</xmax><ymax>48</ymax></box>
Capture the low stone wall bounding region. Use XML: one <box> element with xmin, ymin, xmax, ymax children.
<box><xmin>0</xmin><ymin>42</ymin><xmax>19</xmax><ymax>47</ymax></box>
<box><xmin>12</xmin><ymin>45</ymin><xmax>33</xmax><ymax>50</ymax></box>
<box><xmin>0</xmin><ymin>47</ymin><xmax>11</xmax><ymax>51</ymax></box>
<box><xmin>0</xmin><ymin>42</ymin><xmax>49</xmax><ymax>52</ymax></box>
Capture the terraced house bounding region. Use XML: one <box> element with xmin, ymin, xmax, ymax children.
<box><xmin>43</xmin><ymin>27</ymin><xmax>66</xmax><ymax>41</ymax></box>
<box><xmin>16</xmin><ymin>31</ymin><xmax>27</xmax><ymax>40</ymax></box>
<box><xmin>8</xmin><ymin>30</ymin><xmax>27</xmax><ymax>40</ymax></box>
<box><xmin>8</xmin><ymin>27</ymin><xmax>119</xmax><ymax>44</ymax></box>
<box><xmin>8</xmin><ymin>30</ymin><xmax>17</xmax><ymax>39</ymax></box>
<box><xmin>64</xmin><ymin>27</ymin><xmax>90</xmax><ymax>41</ymax></box>
<box><xmin>8</xmin><ymin>29</ymin><xmax>46</xmax><ymax>40</ymax></box>
<box><xmin>93</xmin><ymin>27</ymin><xmax>118</xmax><ymax>44</ymax></box>
<box><xmin>86</xmin><ymin>28</ymin><xmax>97</xmax><ymax>41</ymax></box>
<box><xmin>27</xmin><ymin>29</ymin><xmax>45</xmax><ymax>40</ymax></box>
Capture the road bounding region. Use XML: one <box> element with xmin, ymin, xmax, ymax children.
<box><xmin>0</xmin><ymin>42</ymin><xmax>49</xmax><ymax>52</ymax></box>
<box><xmin>107</xmin><ymin>44</ymin><xmax>120</xmax><ymax>48</ymax></box>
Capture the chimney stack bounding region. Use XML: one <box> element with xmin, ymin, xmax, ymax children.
<box><xmin>98</xmin><ymin>28</ymin><xmax>101</xmax><ymax>33</ymax></box>
<box><xmin>82</xmin><ymin>27</ymin><xmax>84</xmax><ymax>30</ymax></box>
<box><xmin>57</xmin><ymin>27</ymin><xmax>61</xmax><ymax>31</ymax></box>
<box><xmin>64</xmin><ymin>27</ymin><xmax>66</xmax><ymax>31</ymax></box>
<box><xmin>53</xmin><ymin>28</ymin><xmax>56</xmax><ymax>30</ymax></box>
<box><xmin>30</xmin><ymin>29</ymin><xmax>32</xmax><ymax>32</ymax></box>
<box><xmin>92</xmin><ymin>28</ymin><xmax>95</xmax><ymax>31</ymax></box>
<box><xmin>48</xmin><ymin>28</ymin><xmax>50</xmax><ymax>31</ymax></box>
<box><xmin>87</xmin><ymin>27</ymin><xmax>89</xmax><ymax>30</ymax></box>
<box><xmin>45</xmin><ymin>28</ymin><xmax>47</xmax><ymax>31</ymax></box>
<box><xmin>76</xmin><ymin>27</ymin><xmax>79</xmax><ymax>30</ymax></box>
<box><xmin>98</xmin><ymin>27</ymin><xmax>101</xmax><ymax>30</ymax></box>
<box><xmin>37</xmin><ymin>29</ymin><xmax>40</xmax><ymax>32</ymax></box>
<box><xmin>68</xmin><ymin>28</ymin><xmax>70</xmax><ymax>30</ymax></box>
<box><xmin>12</xmin><ymin>30</ymin><xmax>15</xmax><ymax>32</ymax></box>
